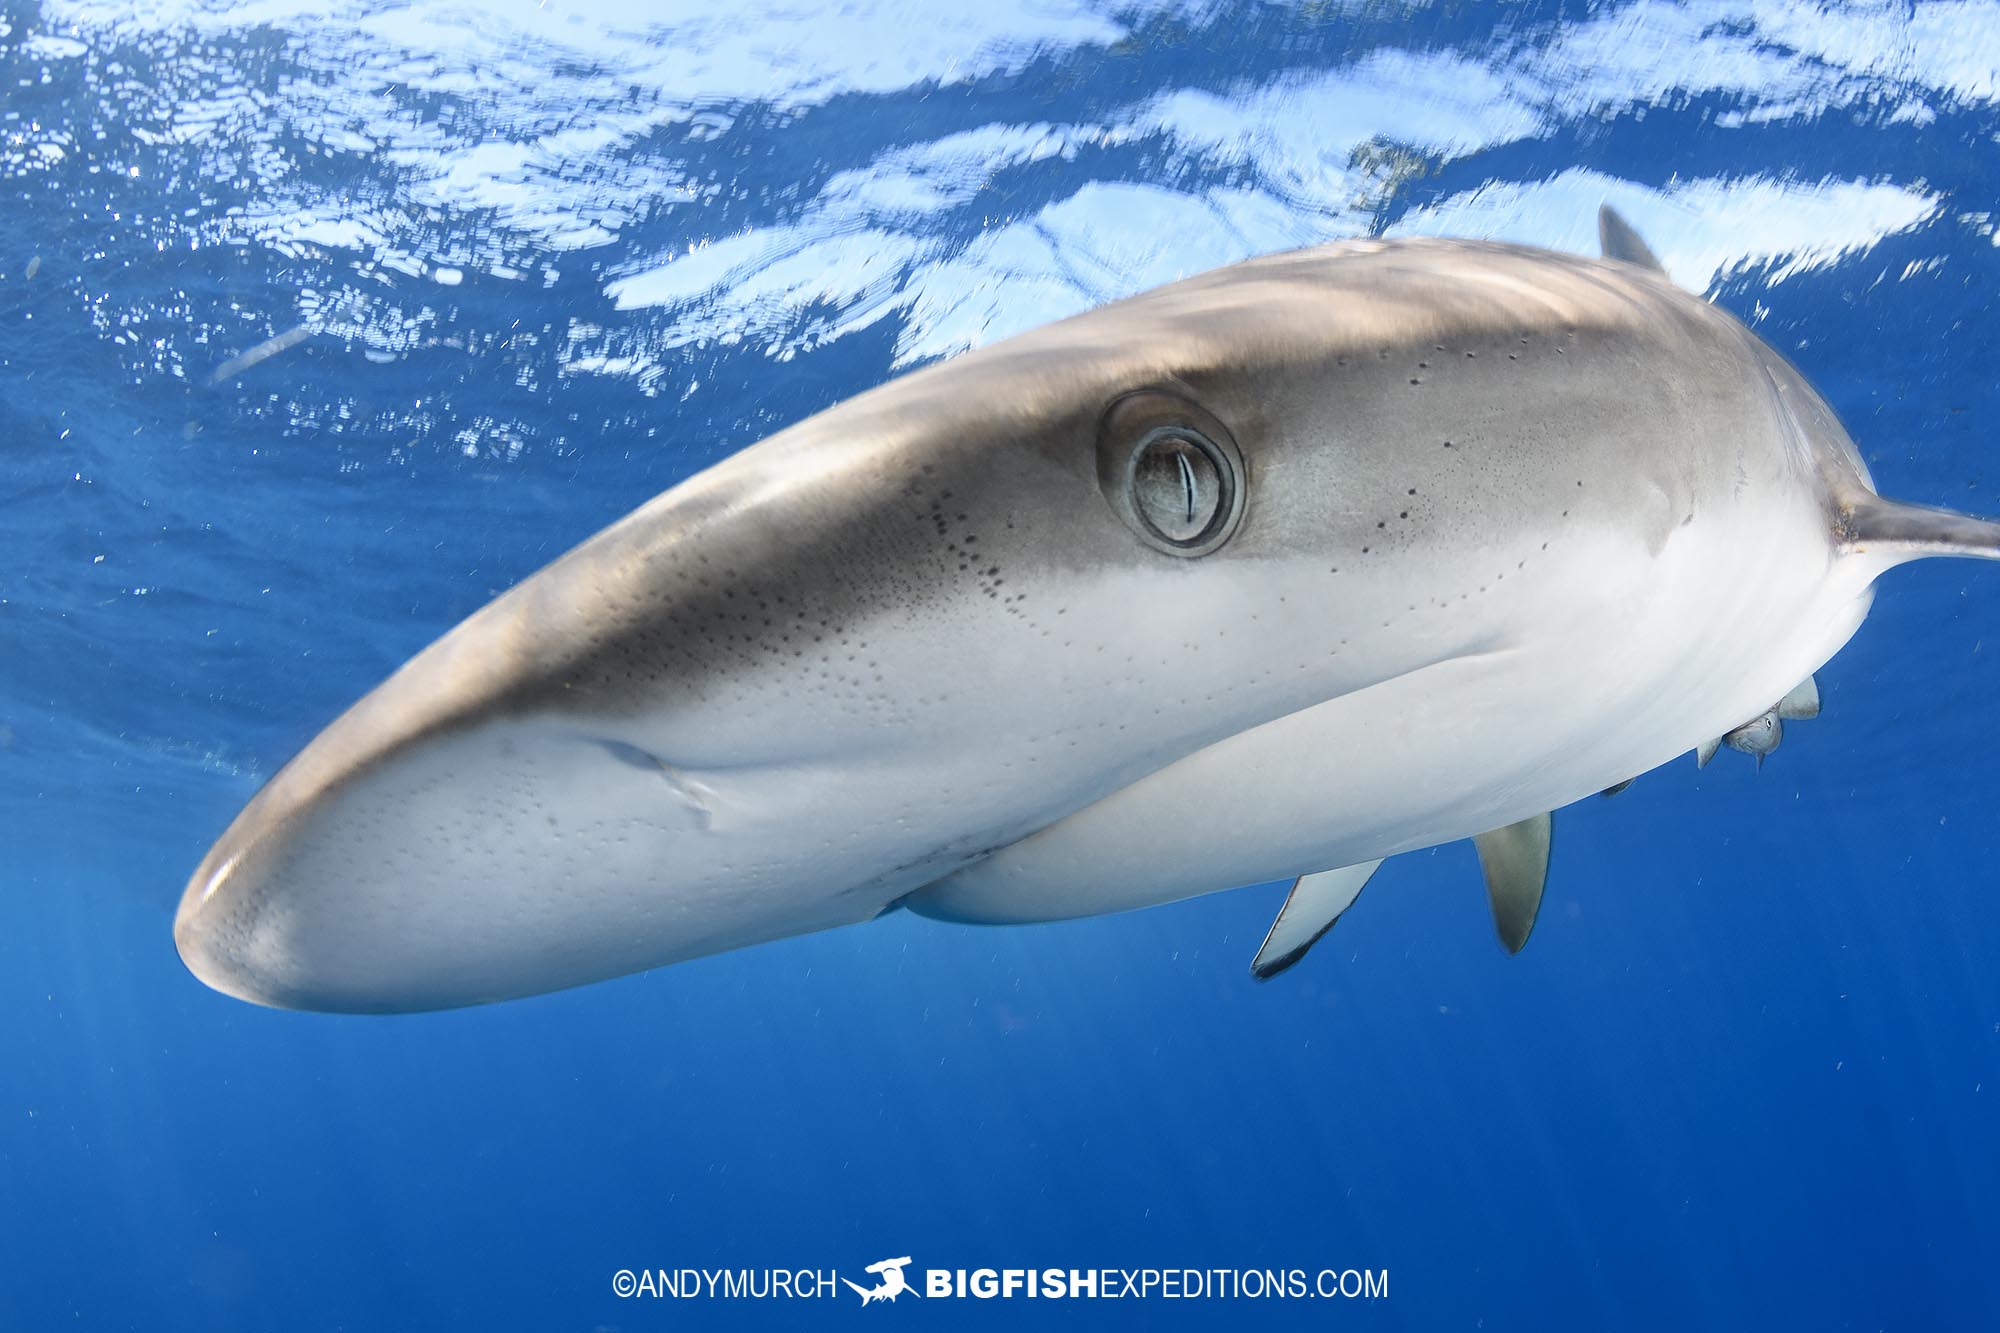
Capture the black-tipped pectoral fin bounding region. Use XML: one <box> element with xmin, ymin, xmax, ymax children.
<box><xmin>1250</xmin><ymin>860</ymin><xmax>1384</xmax><ymax>980</ymax></box>
<box><xmin>1473</xmin><ymin>813</ymin><xmax>1552</xmax><ymax>955</ymax></box>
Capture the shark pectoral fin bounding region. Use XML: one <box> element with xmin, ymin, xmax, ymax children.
<box><xmin>1695</xmin><ymin>736</ymin><xmax>1722</xmax><ymax>768</ymax></box>
<box><xmin>1250</xmin><ymin>859</ymin><xmax>1385</xmax><ymax>981</ymax></box>
<box><xmin>1597</xmin><ymin>205</ymin><xmax>1666</xmax><ymax>274</ymax></box>
<box><xmin>1776</xmin><ymin>675</ymin><xmax>1821</xmax><ymax>720</ymax></box>
<box><xmin>1472</xmin><ymin>813</ymin><xmax>1551</xmax><ymax>955</ymax></box>
<box><xmin>1842</xmin><ymin>493</ymin><xmax>2000</xmax><ymax>565</ymax></box>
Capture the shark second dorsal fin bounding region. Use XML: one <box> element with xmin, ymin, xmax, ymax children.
<box><xmin>1597</xmin><ymin>205</ymin><xmax>1666</xmax><ymax>275</ymax></box>
<box><xmin>1250</xmin><ymin>860</ymin><xmax>1384</xmax><ymax>980</ymax></box>
<box><xmin>1472</xmin><ymin>813</ymin><xmax>1552</xmax><ymax>955</ymax></box>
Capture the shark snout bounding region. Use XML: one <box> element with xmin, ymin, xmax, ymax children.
<box><xmin>171</xmin><ymin>451</ymin><xmax>981</xmax><ymax>1011</ymax></box>
<box><xmin>169</xmin><ymin>542</ymin><xmax>765</xmax><ymax>1012</ymax></box>
<box><xmin>173</xmin><ymin>700</ymin><xmax>744</xmax><ymax>1011</ymax></box>
<box><xmin>173</xmin><ymin>837</ymin><xmax>263</xmax><ymax>1006</ymax></box>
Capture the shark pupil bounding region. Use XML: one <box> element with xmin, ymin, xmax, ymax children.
<box><xmin>1132</xmin><ymin>430</ymin><xmax>1224</xmax><ymax>544</ymax></box>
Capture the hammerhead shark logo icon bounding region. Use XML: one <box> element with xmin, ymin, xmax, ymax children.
<box><xmin>843</xmin><ymin>1256</ymin><xmax>919</xmax><ymax>1305</ymax></box>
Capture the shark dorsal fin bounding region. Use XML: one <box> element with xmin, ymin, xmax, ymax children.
<box><xmin>1473</xmin><ymin>813</ymin><xmax>1551</xmax><ymax>955</ymax></box>
<box><xmin>1250</xmin><ymin>860</ymin><xmax>1384</xmax><ymax>980</ymax></box>
<box><xmin>1597</xmin><ymin>205</ymin><xmax>1666</xmax><ymax>275</ymax></box>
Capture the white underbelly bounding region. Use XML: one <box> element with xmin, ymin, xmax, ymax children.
<box><xmin>910</xmin><ymin>513</ymin><xmax>1878</xmax><ymax>924</ymax></box>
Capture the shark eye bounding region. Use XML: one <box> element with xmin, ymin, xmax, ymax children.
<box><xmin>1098</xmin><ymin>390</ymin><xmax>1245</xmax><ymax>557</ymax></box>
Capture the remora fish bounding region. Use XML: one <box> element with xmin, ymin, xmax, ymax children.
<box><xmin>174</xmin><ymin>209</ymin><xmax>2000</xmax><ymax>1011</ymax></box>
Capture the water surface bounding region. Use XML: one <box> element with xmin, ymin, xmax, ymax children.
<box><xmin>3</xmin><ymin>2</ymin><xmax>1997</xmax><ymax>1327</ymax></box>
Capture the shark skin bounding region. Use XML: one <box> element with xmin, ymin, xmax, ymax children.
<box><xmin>174</xmin><ymin>209</ymin><xmax>2000</xmax><ymax>1012</ymax></box>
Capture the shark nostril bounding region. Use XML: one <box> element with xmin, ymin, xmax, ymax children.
<box><xmin>593</xmin><ymin>738</ymin><xmax>667</xmax><ymax>771</ymax></box>
<box><xmin>587</xmin><ymin>737</ymin><xmax>715</xmax><ymax>830</ymax></box>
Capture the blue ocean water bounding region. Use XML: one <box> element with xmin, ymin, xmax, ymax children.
<box><xmin>3</xmin><ymin>0</ymin><xmax>1997</xmax><ymax>1327</ymax></box>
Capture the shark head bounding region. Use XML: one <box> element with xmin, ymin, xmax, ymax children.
<box><xmin>176</xmin><ymin>210</ymin><xmax>1999</xmax><ymax>1012</ymax></box>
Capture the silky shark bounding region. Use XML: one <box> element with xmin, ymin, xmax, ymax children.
<box><xmin>175</xmin><ymin>208</ymin><xmax>2000</xmax><ymax>1012</ymax></box>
